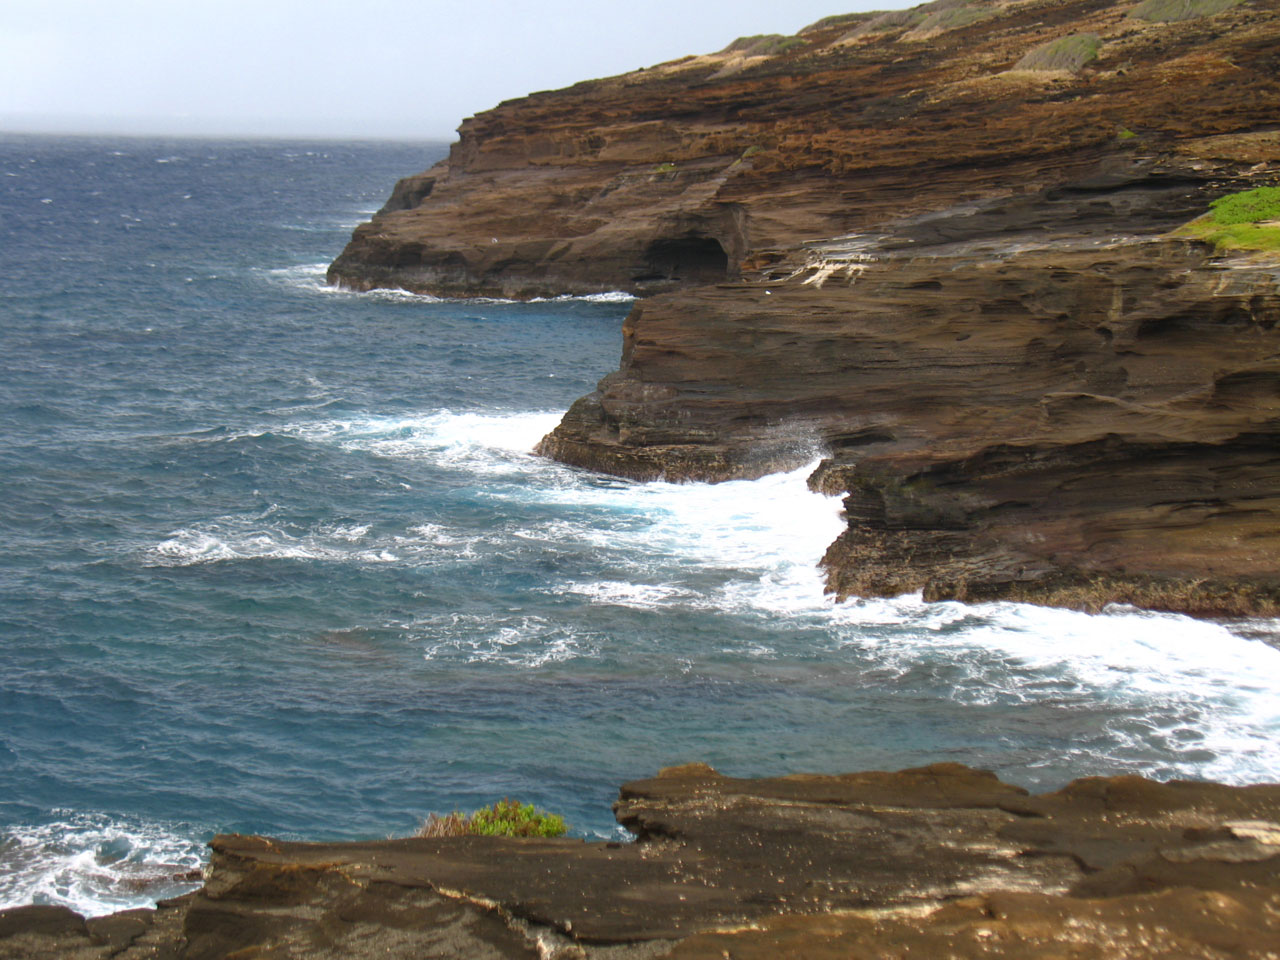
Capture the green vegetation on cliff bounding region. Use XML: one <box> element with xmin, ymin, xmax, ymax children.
<box><xmin>722</xmin><ymin>34</ymin><xmax>807</xmax><ymax>56</ymax></box>
<box><xmin>418</xmin><ymin>799</ymin><xmax>568</xmax><ymax>838</ymax></box>
<box><xmin>914</xmin><ymin>1</ymin><xmax>995</xmax><ymax>33</ymax></box>
<box><xmin>799</xmin><ymin>12</ymin><xmax>874</xmax><ymax>33</ymax></box>
<box><xmin>1015</xmin><ymin>33</ymin><xmax>1102</xmax><ymax>71</ymax></box>
<box><xmin>1129</xmin><ymin>0</ymin><xmax>1244</xmax><ymax>22</ymax></box>
<box><xmin>1176</xmin><ymin>186</ymin><xmax>1280</xmax><ymax>253</ymax></box>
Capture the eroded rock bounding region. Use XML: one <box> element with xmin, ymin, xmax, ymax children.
<box><xmin>6</xmin><ymin>764</ymin><xmax>1278</xmax><ymax>958</ymax></box>
<box><xmin>329</xmin><ymin>0</ymin><xmax>1280</xmax><ymax>616</ymax></box>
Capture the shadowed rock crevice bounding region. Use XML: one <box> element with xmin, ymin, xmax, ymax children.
<box><xmin>636</xmin><ymin>236</ymin><xmax>729</xmax><ymax>284</ymax></box>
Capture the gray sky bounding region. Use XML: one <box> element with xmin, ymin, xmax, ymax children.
<box><xmin>0</xmin><ymin>0</ymin><xmax>897</xmax><ymax>140</ymax></box>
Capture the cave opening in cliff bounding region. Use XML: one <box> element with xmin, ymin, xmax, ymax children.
<box><xmin>638</xmin><ymin>237</ymin><xmax>729</xmax><ymax>283</ymax></box>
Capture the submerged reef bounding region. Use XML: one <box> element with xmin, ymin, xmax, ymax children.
<box><xmin>330</xmin><ymin>0</ymin><xmax>1280</xmax><ymax>617</ymax></box>
<box><xmin>4</xmin><ymin>763</ymin><xmax>1279</xmax><ymax>957</ymax></box>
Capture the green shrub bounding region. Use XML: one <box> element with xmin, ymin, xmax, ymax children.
<box><xmin>1208</xmin><ymin>186</ymin><xmax>1280</xmax><ymax>225</ymax></box>
<box><xmin>1015</xmin><ymin>33</ymin><xmax>1102</xmax><ymax>72</ymax></box>
<box><xmin>1129</xmin><ymin>0</ymin><xmax>1243</xmax><ymax>22</ymax></box>
<box><xmin>1117</xmin><ymin>127</ymin><xmax>1138</xmax><ymax>140</ymax></box>
<box><xmin>1174</xmin><ymin>187</ymin><xmax>1280</xmax><ymax>253</ymax></box>
<box><xmin>652</xmin><ymin>162</ymin><xmax>677</xmax><ymax>175</ymax></box>
<box><xmin>418</xmin><ymin>799</ymin><xmax>568</xmax><ymax>838</ymax></box>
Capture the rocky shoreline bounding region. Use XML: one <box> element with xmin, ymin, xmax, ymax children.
<box><xmin>4</xmin><ymin>763</ymin><xmax>1278</xmax><ymax>958</ymax></box>
<box><xmin>329</xmin><ymin>0</ymin><xmax>1280</xmax><ymax>617</ymax></box>
<box><xmin>7</xmin><ymin>6</ymin><xmax>1280</xmax><ymax>956</ymax></box>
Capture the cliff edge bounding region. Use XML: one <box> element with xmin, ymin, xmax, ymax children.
<box><xmin>329</xmin><ymin>0</ymin><xmax>1280</xmax><ymax>616</ymax></box>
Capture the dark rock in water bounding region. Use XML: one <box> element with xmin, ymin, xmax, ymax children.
<box><xmin>329</xmin><ymin>0</ymin><xmax>1280</xmax><ymax>617</ymax></box>
<box><xmin>6</xmin><ymin>764</ymin><xmax>1278</xmax><ymax>957</ymax></box>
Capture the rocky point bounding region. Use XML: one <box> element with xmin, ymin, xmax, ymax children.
<box><xmin>331</xmin><ymin>0</ymin><xmax>1280</xmax><ymax>617</ymax></box>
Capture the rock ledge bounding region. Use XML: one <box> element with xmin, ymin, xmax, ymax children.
<box><xmin>5</xmin><ymin>764</ymin><xmax>1279</xmax><ymax>958</ymax></box>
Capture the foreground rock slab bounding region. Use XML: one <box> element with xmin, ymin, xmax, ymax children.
<box><xmin>4</xmin><ymin>763</ymin><xmax>1278</xmax><ymax>958</ymax></box>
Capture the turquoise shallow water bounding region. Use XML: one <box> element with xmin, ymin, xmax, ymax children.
<box><xmin>2</xmin><ymin>134</ymin><xmax>1279</xmax><ymax>916</ymax></box>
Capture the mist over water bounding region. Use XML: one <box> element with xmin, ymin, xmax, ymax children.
<box><xmin>2</xmin><ymin>134</ymin><xmax>1278</xmax><ymax>917</ymax></box>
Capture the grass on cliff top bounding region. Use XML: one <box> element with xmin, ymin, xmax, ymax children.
<box><xmin>1174</xmin><ymin>186</ymin><xmax>1280</xmax><ymax>253</ymax></box>
<box><xmin>721</xmin><ymin>34</ymin><xmax>807</xmax><ymax>56</ymax></box>
<box><xmin>847</xmin><ymin>0</ymin><xmax>982</xmax><ymax>37</ymax></box>
<box><xmin>1015</xmin><ymin>33</ymin><xmax>1102</xmax><ymax>72</ymax></box>
<box><xmin>418</xmin><ymin>799</ymin><xmax>568</xmax><ymax>839</ymax></box>
<box><xmin>800</xmin><ymin>12</ymin><xmax>875</xmax><ymax>34</ymax></box>
<box><xmin>1129</xmin><ymin>0</ymin><xmax>1244</xmax><ymax>22</ymax></box>
<box><xmin>845</xmin><ymin>5</ymin><xmax>928</xmax><ymax>36</ymax></box>
<box><xmin>911</xmin><ymin>2</ymin><xmax>995</xmax><ymax>34</ymax></box>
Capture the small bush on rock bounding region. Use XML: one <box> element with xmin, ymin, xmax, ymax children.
<box><xmin>1175</xmin><ymin>187</ymin><xmax>1280</xmax><ymax>253</ymax></box>
<box><xmin>1209</xmin><ymin>186</ymin><xmax>1280</xmax><ymax>226</ymax></box>
<box><xmin>418</xmin><ymin>799</ymin><xmax>568</xmax><ymax>838</ymax></box>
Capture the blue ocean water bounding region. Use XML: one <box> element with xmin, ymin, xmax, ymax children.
<box><xmin>2</xmin><ymin>134</ymin><xmax>1279</xmax><ymax>917</ymax></box>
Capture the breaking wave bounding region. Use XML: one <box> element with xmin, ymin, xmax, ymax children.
<box><xmin>0</xmin><ymin>814</ymin><xmax>205</xmax><ymax>918</ymax></box>
<box><xmin>265</xmin><ymin>263</ymin><xmax>634</xmax><ymax>305</ymax></box>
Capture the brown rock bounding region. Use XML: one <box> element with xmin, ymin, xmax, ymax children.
<box><xmin>660</xmin><ymin>887</ymin><xmax>1280</xmax><ymax>960</ymax></box>
<box><xmin>329</xmin><ymin>0</ymin><xmax>1280</xmax><ymax>617</ymax></box>
<box><xmin>7</xmin><ymin>765</ymin><xmax>1280</xmax><ymax>958</ymax></box>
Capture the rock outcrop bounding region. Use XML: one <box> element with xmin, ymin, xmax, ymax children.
<box><xmin>5</xmin><ymin>764</ymin><xmax>1279</xmax><ymax>958</ymax></box>
<box><xmin>329</xmin><ymin>0</ymin><xmax>1280</xmax><ymax>616</ymax></box>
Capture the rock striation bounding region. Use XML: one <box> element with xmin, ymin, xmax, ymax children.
<box><xmin>5</xmin><ymin>763</ymin><xmax>1279</xmax><ymax>958</ymax></box>
<box><xmin>329</xmin><ymin>0</ymin><xmax>1280</xmax><ymax>616</ymax></box>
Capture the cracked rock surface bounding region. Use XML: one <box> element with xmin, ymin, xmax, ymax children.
<box><xmin>5</xmin><ymin>763</ymin><xmax>1278</xmax><ymax>958</ymax></box>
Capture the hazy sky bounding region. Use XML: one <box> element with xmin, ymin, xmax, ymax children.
<box><xmin>0</xmin><ymin>0</ymin><xmax>900</xmax><ymax>140</ymax></box>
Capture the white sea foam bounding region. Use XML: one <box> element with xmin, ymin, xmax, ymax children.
<box><xmin>0</xmin><ymin>814</ymin><xmax>205</xmax><ymax>918</ymax></box>
<box><xmin>263</xmin><ymin>262</ymin><xmax>635</xmax><ymax>305</ymax></box>
<box><xmin>528</xmin><ymin>291</ymin><xmax>637</xmax><ymax>304</ymax></box>
<box><xmin>505</xmin><ymin>452</ymin><xmax>1280</xmax><ymax>785</ymax></box>
<box><xmin>558</xmin><ymin>580</ymin><xmax>696</xmax><ymax>609</ymax></box>
<box><xmin>147</xmin><ymin>522</ymin><xmax>459</xmax><ymax>568</ymax></box>
<box><xmin>521</xmin><ymin>460</ymin><xmax>848</xmax><ymax>607</ymax></box>
<box><xmin>285</xmin><ymin>410</ymin><xmax>563</xmax><ymax>476</ymax></box>
<box><xmin>263</xmin><ymin>262</ymin><xmax>441</xmax><ymax>301</ymax></box>
<box><xmin>146</xmin><ymin>405</ymin><xmax>1280</xmax><ymax>785</ymax></box>
<box><xmin>414</xmin><ymin>613</ymin><xmax>601</xmax><ymax>667</ymax></box>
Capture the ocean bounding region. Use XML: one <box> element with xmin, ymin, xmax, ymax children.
<box><xmin>2</xmin><ymin>134</ymin><xmax>1278</xmax><ymax>917</ymax></box>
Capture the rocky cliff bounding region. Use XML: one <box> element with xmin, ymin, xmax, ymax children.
<box><xmin>329</xmin><ymin>0</ymin><xmax>1280</xmax><ymax>617</ymax></box>
<box><xmin>5</xmin><ymin>764</ymin><xmax>1279</xmax><ymax>958</ymax></box>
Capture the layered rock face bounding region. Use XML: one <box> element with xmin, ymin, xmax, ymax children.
<box><xmin>5</xmin><ymin>764</ymin><xmax>1279</xmax><ymax>958</ymax></box>
<box><xmin>330</xmin><ymin>0</ymin><xmax>1280</xmax><ymax>615</ymax></box>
